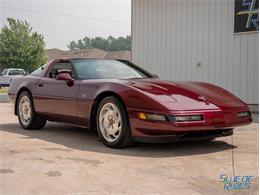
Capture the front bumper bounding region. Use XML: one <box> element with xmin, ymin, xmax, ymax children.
<box><xmin>128</xmin><ymin>108</ymin><xmax>252</xmax><ymax>141</ymax></box>
<box><xmin>0</xmin><ymin>84</ymin><xmax>10</xmax><ymax>87</ymax></box>
<box><xmin>133</xmin><ymin>129</ymin><xmax>233</xmax><ymax>143</ymax></box>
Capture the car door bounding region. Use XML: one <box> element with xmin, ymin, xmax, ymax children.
<box><xmin>34</xmin><ymin>60</ymin><xmax>79</xmax><ymax>122</ymax></box>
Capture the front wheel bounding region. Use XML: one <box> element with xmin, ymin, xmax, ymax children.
<box><xmin>17</xmin><ymin>91</ymin><xmax>46</xmax><ymax>130</ymax></box>
<box><xmin>96</xmin><ymin>96</ymin><xmax>132</xmax><ymax>148</ymax></box>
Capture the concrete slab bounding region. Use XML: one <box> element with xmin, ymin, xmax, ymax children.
<box><xmin>0</xmin><ymin>93</ymin><xmax>8</xmax><ymax>103</ymax></box>
<box><xmin>0</xmin><ymin>103</ymin><xmax>258</xmax><ymax>195</ymax></box>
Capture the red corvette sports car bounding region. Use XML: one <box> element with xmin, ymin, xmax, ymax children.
<box><xmin>8</xmin><ymin>58</ymin><xmax>252</xmax><ymax>148</ymax></box>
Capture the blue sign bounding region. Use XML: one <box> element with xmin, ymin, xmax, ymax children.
<box><xmin>219</xmin><ymin>174</ymin><xmax>254</xmax><ymax>191</ymax></box>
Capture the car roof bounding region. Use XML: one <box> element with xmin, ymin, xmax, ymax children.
<box><xmin>4</xmin><ymin>68</ymin><xmax>25</xmax><ymax>70</ymax></box>
<box><xmin>52</xmin><ymin>58</ymin><xmax>129</xmax><ymax>62</ymax></box>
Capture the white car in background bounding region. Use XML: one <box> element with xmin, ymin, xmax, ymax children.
<box><xmin>0</xmin><ymin>68</ymin><xmax>26</xmax><ymax>87</ymax></box>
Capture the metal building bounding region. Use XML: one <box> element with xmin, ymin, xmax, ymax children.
<box><xmin>131</xmin><ymin>0</ymin><xmax>259</xmax><ymax>105</ymax></box>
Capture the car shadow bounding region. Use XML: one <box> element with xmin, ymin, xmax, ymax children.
<box><xmin>0</xmin><ymin>122</ymin><xmax>236</xmax><ymax>158</ymax></box>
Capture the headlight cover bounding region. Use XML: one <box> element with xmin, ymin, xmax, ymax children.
<box><xmin>138</xmin><ymin>112</ymin><xmax>203</xmax><ymax>122</ymax></box>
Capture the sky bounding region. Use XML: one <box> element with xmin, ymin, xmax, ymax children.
<box><xmin>0</xmin><ymin>0</ymin><xmax>131</xmax><ymax>50</ymax></box>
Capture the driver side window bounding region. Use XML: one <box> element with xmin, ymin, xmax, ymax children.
<box><xmin>49</xmin><ymin>62</ymin><xmax>73</xmax><ymax>78</ymax></box>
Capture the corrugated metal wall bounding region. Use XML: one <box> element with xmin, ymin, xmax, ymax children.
<box><xmin>132</xmin><ymin>0</ymin><xmax>259</xmax><ymax>104</ymax></box>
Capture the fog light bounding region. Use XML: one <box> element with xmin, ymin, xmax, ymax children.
<box><xmin>138</xmin><ymin>112</ymin><xmax>166</xmax><ymax>121</ymax></box>
<box><xmin>173</xmin><ymin>115</ymin><xmax>203</xmax><ymax>122</ymax></box>
<box><xmin>237</xmin><ymin>111</ymin><xmax>250</xmax><ymax>118</ymax></box>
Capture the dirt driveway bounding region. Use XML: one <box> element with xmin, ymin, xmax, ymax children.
<box><xmin>0</xmin><ymin>103</ymin><xmax>258</xmax><ymax>195</ymax></box>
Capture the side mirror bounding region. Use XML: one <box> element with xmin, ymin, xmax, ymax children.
<box><xmin>56</xmin><ymin>69</ymin><xmax>74</xmax><ymax>87</ymax></box>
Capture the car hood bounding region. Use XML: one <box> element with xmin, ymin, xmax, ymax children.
<box><xmin>125</xmin><ymin>78</ymin><xmax>246</xmax><ymax>111</ymax></box>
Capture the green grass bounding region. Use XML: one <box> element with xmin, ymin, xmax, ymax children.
<box><xmin>0</xmin><ymin>87</ymin><xmax>8</xmax><ymax>93</ymax></box>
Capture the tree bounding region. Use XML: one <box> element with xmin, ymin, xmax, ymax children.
<box><xmin>67</xmin><ymin>35</ymin><xmax>131</xmax><ymax>51</ymax></box>
<box><xmin>0</xmin><ymin>18</ymin><xmax>47</xmax><ymax>72</ymax></box>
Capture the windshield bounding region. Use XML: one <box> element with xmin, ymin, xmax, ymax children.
<box><xmin>30</xmin><ymin>65</ymin><xmax>46</xmax><ymax>76</ymax></box>
<box><xmin>72</xmin><ymin>59</ymin><xmax>152</xmax><ymax>80</ymax></box>
<box><xmin>2</xmin><ymin>69</ymin><xmax>7</xmax><ymax>75</ymax></box>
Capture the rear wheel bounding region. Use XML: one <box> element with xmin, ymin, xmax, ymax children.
<box><xmin>17</xmin><ymin>91</ymin><xmax>46</xmax><ymax>130</ymax></box>
<box><xmin>96</xmin><ymin>96</ymin><xmax>132</xmax><ymax>148</ymax></box>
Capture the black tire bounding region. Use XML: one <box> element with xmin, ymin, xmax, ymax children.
<box><xmin>17</xmin><ymin>91</ymin><xmax>46</xmax><ymax>130</ymax></box>
<box><xmin>96</xmin><ymin>96</ymin><xmax>133</xmax><ymax>148</ymax></box>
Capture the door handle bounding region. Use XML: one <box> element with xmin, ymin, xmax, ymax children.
<box><xmin>38</xmin><ymin>83</ymin><xmax>44</xmax><ymax>87</ymax></box>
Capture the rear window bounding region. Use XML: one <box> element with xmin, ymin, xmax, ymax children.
<box><xmin>8</xmin><ymin>69</ymin><xmax>25</xmax><ymax>75</ymax></box>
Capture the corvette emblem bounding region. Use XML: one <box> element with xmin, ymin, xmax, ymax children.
<box><xmin>198</xmin><ymin>96</ymin><xmax>207</xmax><ymax>101</ymax></box>
<box><xmin>198</xmin><ymin>96</ymin><xmax>210</xmax><ymax>105</ymax></box>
